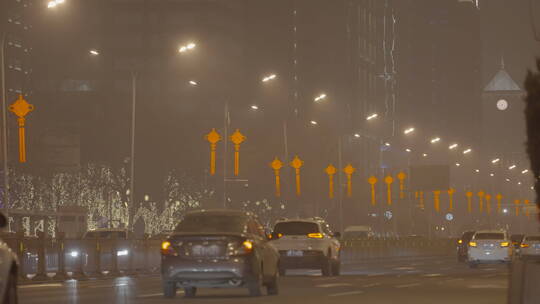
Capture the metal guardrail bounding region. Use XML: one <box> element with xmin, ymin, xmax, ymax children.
<box><xmin>2</xmin><ymin>232</ymin><xmax>162</xmax><ymax>281</ymax></box>
<box><xmin>340</xmin><ymin>238</ymin><xmax>456</xmax><ymax>262</ymax></box>
<box><xmin>4</xmin><ymin>234</ymin><xmax>456</xmax><ymax>281</ymax></box>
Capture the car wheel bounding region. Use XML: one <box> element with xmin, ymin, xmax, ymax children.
<box><xmin>4</xmin><ymin>271</ymin><xmax>17</xmax><ymax>304</ymax></box>
<box><xmin>331</xmin><ymin>260</ymin><xmax>341</xmax><ymax>276</ymax></box>
<box><xmin>321</xmin><ymin>256</ymin><xmax>333</xmax><ymax>276</ymax></box>
<box><xmin>184</xmin><ymin>287</ymin><xmax>197</xmax><ymax>298</ymax></box>
<box><xmin>163</xmin><ymin>281</ymin><xmax>177</xmax><ymax>298</ymax></box>
<box><xmin>247</xmin><ymin>271</ymin><xmax>263</xmax><ymax>297</ymax></box>
<box><xmin>266</xmin><ymin>270</ymin><xmax>279</xmax><ymax>295</ymax></box>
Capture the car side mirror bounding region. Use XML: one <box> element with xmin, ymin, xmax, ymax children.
<box><xmin>0</xmin><ymin>212</ymin><xmax>7</xmax><ymax>229</ymax></box>
<box><xmin>333</xmin><ymin>232</ymin><xmax>341</xmax><ymax>239</ymax></box>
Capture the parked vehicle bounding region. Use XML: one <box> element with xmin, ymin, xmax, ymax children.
<box><xmin>161</xmin><ymin>209</ymin><xmax>280</xmax><ymax>298</ymax></box>
<box><xmin>342</xmin><ymin>226</ymin><xmax>374</xmax><ymax>240</ymax></box>
<box><xmin>519</xmin><ymin>235</ymin><xmax>540</xmax><ymax>259</ymax></box>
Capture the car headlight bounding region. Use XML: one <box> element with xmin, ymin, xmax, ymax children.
<box><xmin>70</xmin><ymin>251</ymin><xmax>79</xmax><ymax>258</ymax></box>
<box><xmin>117</xmin><ymin>249</ymin><xmax>129</xmax><ymax>256</ymax></box>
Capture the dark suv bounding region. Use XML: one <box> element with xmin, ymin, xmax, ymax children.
<box><xmin>161</xmin><ymin>210</ymin><xmax>280</xmax><ymax>298</ymax></box>
<box><xmin>457</xmin><ymin>231</ymin><xmax>475</xmax><ymax>262</ymax></box>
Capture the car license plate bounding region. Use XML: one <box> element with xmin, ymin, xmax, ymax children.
<box><xmin>287</xmin><ymin>250</ymin><xmax>303</xmax><ymax>257</ymax></box>
<box><xmin>192</xmin><ymin>245</ymin><xmax>220</xmax><ymax>257</ymax></box>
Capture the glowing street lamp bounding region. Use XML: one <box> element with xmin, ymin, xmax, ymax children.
<box><xmin>449</xmin><ymin>143</ymin><xmax>458</xmax><ymax>150</ymax></box>
<box><xmin>491</xmin><ymin>158</ymin><xmax>500</xmax><ymax>164</ymax></box>
<box><xmin>179</xmin><ymin>42</ymin><xmax>196</xmax><ymax>53</ymax></box>
<box><xmin>509</xmin><ymin>165</ymin><xmax>516</xmax><ymax>170</ymax></box>
<box><xmin>250</xmin><ymin>105</ymin><xmax>259</xmax><ymax>110</ymax></box>
<box><xmin>384</xmin><ymin>142</ymin><xmax>391</xmax><ymax>147</ymax></box>
<box><xmin>262</xmin><ymin>74</ymin><xmax>277</xmax><ymax>82</ymax></box>
<box><xmin>89</xmin><ymin>49</ymin><xmax>100</xmax><ymax>56</ymax></box>
<box><xmin>354</xmin><ymin>133</ymin><xmax>360</xmax><ymax>138</ymax></box>
<box><xmin>522</xmin><ymin>169</ymin><xmax>529</xmax><ymax>174</ymax></box>
<box><xmin>430</xmin><ymin>137</ymin><xmax>441</xmax><ymax>144</ymax></box>
<box><xmin>404</xmin><ymin>127</ymin><xmax>415</xmax><ymax>135</ymax></box>
<box><xmin>463</xmin><ymin>148</ymin><xmax>472</xmax><ymax>154</ymax></box>
<box><xmin>188</xmin><ymin>80</ymin><xmax>198</xmax><ymax>86</ymax></box>
<box><xmin>405</xmin><ymin>148</ymin><xmax>412</xmax><ymax>152</ymax></box>
<box><xmin>455</xmin><ymin>163</ymin><xmax>461</xmax><ymax>167</ymax></box>
<box><xmin>366</xmin><ymin>113</ymin><xmax>378</xmax><ymax>121</ymax></box>
<box><xmin>475</xmin><ymin>169</ymin><xmax>480</xmax><ymax>173</ymax></box>
<box><xmin>422</xmin><ymin>153</ymin><xmax>428</xmax><ymax>157</ymax></box>
<box><xmin>314</xmin><ymin>93</ymin><xmax>327</xmax><ymax>102</ymax></box>
<box><xmin>490</xmin><ymin>173</ymin><xmax>495</xmax><ymax>177</ymax></box>
<box><xmin>47</xmin><ymin>0</ymin><xmax>65</xmax><ymax>8</ymax></box>
<box><xmin>310</xmin><ymin>120</ymin><xmax>318</xmax><ymax>126</ymax></box>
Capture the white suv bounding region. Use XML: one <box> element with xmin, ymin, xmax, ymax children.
<box><xmin>467</xmin><ymin>230</ymin><xmax>512</xmax><ymax>268</ymax></box>
<box><xmin>269</xmin><ymin>218</ymin><xmax>341</xmax><ymax>276</ymax></box>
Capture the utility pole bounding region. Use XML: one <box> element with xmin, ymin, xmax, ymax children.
<box><xmin>1</xmin><ymin>33</ymin><xmax>9</xmax><ymax>217</ymax></box>
<box><xmin>338</xmin><ymin>136</ymin><xmax>343</xmax><ymax>233</ymax></box>
<box><xmin>129</xmin><ymin>72</ymin><xmax>136</xmax><ymax>230</ymax></box>
<box><xmin>223</xmin><ymin>101</ymin><xmax>229</xmax><ymax>208</ymax></box>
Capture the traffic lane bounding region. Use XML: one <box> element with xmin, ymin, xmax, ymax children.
<box><xmin>18</xmin><ymin>257</ymin><xmax>507</xmax><ymax>304</ymax></box>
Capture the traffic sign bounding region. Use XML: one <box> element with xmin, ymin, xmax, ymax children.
<box><xmin>445</xmin><ymin>213</ymin><xmax>454</xmax><ymax>221</ymax></box>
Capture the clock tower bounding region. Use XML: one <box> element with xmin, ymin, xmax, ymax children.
<box><xmin>481</xmin><ymin>59</ymin><xmax>525</xmax><ymax>161</ymax></box>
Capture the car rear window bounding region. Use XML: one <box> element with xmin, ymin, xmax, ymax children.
<box><xmin>474</xmin><ymin>233</ymin><xmax>505</xmax><ymax>240</ymax></box>
<box><xmin>174</xmin><ymin>215</ymin><xmax>246</xmax><ymax>233</ymax></box>
<box><xmin>273</xmin><ymin>222</ymin><xmax>319</xmax><ymax>235</ymax></box>
<box><xmin>525</xmin><ymin>236</ymin><xmax>540</xmax><ymax>241</ymax></box>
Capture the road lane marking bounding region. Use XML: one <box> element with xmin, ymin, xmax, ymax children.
<box><xmin>316</xmin><ymin>283</ymin><xmax>353</xmax><ymax>288</ymax></box>
<box><xmin>467</xmin><ymin>284</ymin><xmax>506</xmax><ymax>289</ymax></box>
<box><xmin>367</xmin><ymin>273</ymin><xmax>385</xmax><ymax>277</ymax></box>
<box><xmin>137</xmin><ymin>291</ymin><xmax>184</xmax><ymax>298</ymax></box>
<box><xmin>482</xmin><ymin>274</ymin><xmax>498</xmax><ymax>278</ymax></box>
<box><xmin>362</xmin><ymin>282</ymin><xmax>381</xmax><ymax>288</ymax></box>
<box><xmin>393</xmin><ymin>267</ymin><xmax>415</xmax><ymax>270</ymax></box>
<box><xmin>328</xmin><ymin>290</ymin><xmax>364</xmax><ymax>297</ymax></box>
<box><xmin>19</xmin><ymin>283</ymin><xmax>63</xmax><ymax>289</ymax></box>
<box><xmin>423</xmin><ymin>273</ymin><xmax>442</xmax><ymax>277</ymax></box>
<box><xmin>395</xmin><ymin>283</ymin><xmax>421</xmax><ymax>288</ymax></box>
<box><xmin>443</xmin><ymin>278</ymin><xmax>464</xmax><ymax>283</ymax></box>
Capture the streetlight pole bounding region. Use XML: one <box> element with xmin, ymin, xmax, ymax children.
<box><xmin>129</xmin><ymin>72</ymin><xmax>136</xmax><ymax>229</ymax></box>
<box><xmin>223</xmin><ymin>101</ymin><xmax>229</xmax><ymax>208</ymax></box>
<box><xmin>1</xmin><ymin>33</ymin><xmax>9</xmax><ymax>217</ymax></box>
<box><xmin>338</xmin><ymin>136</ymin><xmax>344</xmax><ymax>233</ymax></box>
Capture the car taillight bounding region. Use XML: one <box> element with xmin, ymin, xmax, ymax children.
<box><xmin>458</xmin><ymin>239</ymin><xmax>463</xmax><ymax>244</ymax></box>
<box><xmin>469</xmin><ymin>241</ymin><xmax>477</xmax><ymax>247</ymax></box>
<box><xmin>521</xmin><ymin>243</ymin><xmax>530</xmax><ymax>248</ymax></box>
<box><xmin>161</xmin><ymin>241</ymin><xmax>176</xmax><ymax>256</ymax></box>
<box><xmin>500</xmin><ymin>242</ymin><xmax>510</xmax><ymax>247</ymax></box>
<box><xmin>229</xmin><ymin>240</ymin><xmax>254</xmax><ymax>256</ymax></box>
<box><xmin>308</xmin><ymin>233</ymin><xmax>324</xmax><ymax>239</ymax></box>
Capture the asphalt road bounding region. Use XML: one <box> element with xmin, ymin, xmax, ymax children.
<box><xmin>18</xmin><ymin>256</ymin><xmax>507</xmax><ymax>304</ymax></box>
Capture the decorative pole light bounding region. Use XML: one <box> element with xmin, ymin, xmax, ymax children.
<box><xmin>496</xmin><ymin>194</ymin><xmax>503</xmax><ymax>213</ymax></box>
<box><xmin>485</xmin><ymin>194</ymin><xmax>492</xmax><ymax>214</ymax></box>
<box><xmin>230</xmin><ymin>129</ymin><xmax>246</xmax><ymax>176</ymax></box>
<box><xmin>448</xmin><ymin>188</ymin><xmax>455</xmax><ymax>211</ymax></box>
<box><xmin>449</xmin><ymin>143</ymin><xmax>458</xmax><ymax>150</ymax></box>
<box><xmin>290</xmin><ymin>155</ymin><xmax>304</xmax><ymax>196</ymax></box>
<box><xmin>368</xmin><ymin>176</ymin><xmax>377</xmax><ymax>206</ymax></box>
<box><xmin>433</xmin><ymin>190</ymin><xmax>441</xmax><ymax>213</ymax></box>
<box><xmin>9</xmin><ymin>95</ymin><xmax>35</xmax><ymax>163</ymax></box>
<box><xmin>397</xmin><ymin>172</ymin><xmax>406</xmax><ymax>199</ymax></box>
<box><xmin>477</xmin><ymin>191</ymin><xmax>485</xmax><ymax>213</ymax></box>
<box><xmin>270</xmin><ymin>157</ymin><xmax>283</xmax><ymax>197</ymax></box>
<box><xmin>366</xmin><ymin>113</ymin><xmax>378</xmax><ymax>121</ymax></box>
<box><xmin>384</xmin><ymin>176</ymin><xmax>394</xmax><ymax>205</ymax></box>
<box><xmin>343</xmin><ymin>164</ymin><xmax>356</xmax><ymax>198</ymax></box>
<box><xmin>404</xmin><ymin>127</ymin><xmax>415</xmax><ymax>135</ymax></box>
<box><xmin>205</xmin><ymin>128</ymin><xmax>221</xmax><ymax>175</ymax></box>
<box><xmin>514</xmin><ymin>199</ymin><xmax>521</xmax><ymax>216</ymax></box>
<box><xmin>430</xmin><ymin>137</ymin><xmax>441</xmax><ymax>144</ymax></box>
<box><xmin>466</xmin><ymin>191</ymin><xmax>473</xmax><ymax>213</ymax></box>
<box><xmin>325</xmin><ymin>165</ymin><xmax>337</xmax><ymax>199</ymax></box>
<box><xmin>463</xmin><ymin>148</ymin><xmax>472</xmax><ymax>154</ymax></box>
